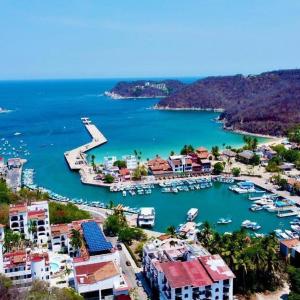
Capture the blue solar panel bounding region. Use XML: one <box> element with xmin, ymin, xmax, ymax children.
<box><xmin>82</xmin><ymin>221</ymin><xmax>112</xmax><ymax>254</ymax></box>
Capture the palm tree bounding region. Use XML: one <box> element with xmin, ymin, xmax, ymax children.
<box><xmin>28</xmin><ymin>220</ymin><xmax>37</xmax><ymax>243</ymax></box>
<box><xmin>70</xmin><ymin>229</ymin><xmax>82</xmax><ymax>256</ymax></box>
<box><xmin>91</xmin><ymin>154</ymin><xmax>96</xmax><ymax>171</ymax></box>
<box><xmin>166</xmin><ymin>225</ymin><xmax>176</xmax><ymax>237</ymax></box>
<box><xmin>197</xmin><ymin>221</ymin><xmax>213</xmax><ymax>248</ymax></box>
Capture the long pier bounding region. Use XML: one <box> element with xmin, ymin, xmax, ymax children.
<box><xmin>64</xmin><ymin>118</ymin><xmax>107</xmax><ymax>170</ymax></box>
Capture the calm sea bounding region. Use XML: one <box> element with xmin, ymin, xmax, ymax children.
<box><xmin>0</xmin><ymin>79</ymin><xmax>290</xmax><ymax>233</ymax></box>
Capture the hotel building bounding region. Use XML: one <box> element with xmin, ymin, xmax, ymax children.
<box><xmin>143</xmin><ymin>238</ymin><xmax>235</xmax><ymax>300</ymax></box>
<box><xmin>9</xmin><ymin>201</ymin><xmax>50</xmax><ymax>245</ymax></box>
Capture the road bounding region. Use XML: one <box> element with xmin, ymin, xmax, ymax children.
<box><xmin>107</xmin><ymin>236</ymin><xmax>152</xmax><ymax>300</ymax></box>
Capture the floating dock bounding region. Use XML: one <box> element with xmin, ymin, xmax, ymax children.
<box><xmin>64</xmin><ymin>118</ymin><xmax>107</xmax><ymax>170</ymax></box>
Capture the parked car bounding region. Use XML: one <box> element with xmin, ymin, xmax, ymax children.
<box><xmin>137</xmin><ymin>280</ymin><xmax>142</xmax><ymax>287</ymax></box>
<box><xmin>116</xmin><ymin>243</ymin><xmax>122</xmax><ymax>250</ymax></box>
<box><xmin>126</xmin><ymin>261</ymin><xmax>131</xmax><ymax>266</ymax></box>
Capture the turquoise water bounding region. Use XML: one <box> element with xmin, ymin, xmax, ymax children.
<box><xmin>0</xmin><ymin>79</ymin><xmax>291</xmax><ymax>233</ymax></box>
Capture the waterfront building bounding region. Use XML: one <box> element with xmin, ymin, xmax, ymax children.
<box><xmin>196</xmin><ymin>147</ymin><xmax>212</xmax><ymax>160</ymax></box>
<box><xmin>143</xmin><ymin>238</ymin><xmax>235</xmax><ymax>300</ymax></box>
<box><xmin>119</xmin><ymin>168</ymin><xmax>131</xmax><ymax>180</ymax></box>
<box><xmin>168</xmin><ymin>155</ymin><xmax>193</xmax><ymax>173</ymax></box>
<box><xmin>103</xmin><ymin>156</ymin><xmax>117</xmax><ymax>170</ymax></box>
<box><xmin>280</xmin><ymin>239</ymin><xmax>300</xmax><ymax>266</ymax></box>
<box><xmin>221</xmin><ymin>149</ymin><xmax>237</xmax><ymax>159</ymax></box>
<box><xmin>200</xmin><ymin>159</ymin><xmax>212</xmax><ymax>173</ymax></box>
<box><xmin>7</xmin><ymin>158</ymin><xmax>22</xmax><ymax>169</ymax></box>
<box><xmin>9</xmin><ymin>201</ymin><xmax>50</xmax><ymax>245</ymax></box>
<box><xmin>122</xmin><ymin>155</ymin><xmax>138</xmax><ymax>170</ymax></box>
<box><xmin>237</xmin><ymin>150</ymin><xmax>254</xmax><ymax>164</ymax></box>
<box><xmin>72</xmin><ymin>221</ymin><xmax>129</xmax><ymax>299</ymax></box>
<box><xmin>147</xmin><ymin>156</ymin><xmax>172</xmax><ymax>176</ymax></box>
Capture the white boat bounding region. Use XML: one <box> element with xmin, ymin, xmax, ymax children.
<box><xmin>137</xmin><ymin>207</ymin><xmax>155</xmax><ymax>227</ymax></box>
<box><xmin>217</xmin><ymin>218</ymin><xmax>232</xmax><ymax>224</ymax></box>
<box><xmin>122</xmin><ymin>191</ymin><xmax>127</xmax><ymax>197</ymax></box>
<box><xmin>187</xmin><ymin>208</ymin><xmax>198</xmax><ymax>221</ymax></box>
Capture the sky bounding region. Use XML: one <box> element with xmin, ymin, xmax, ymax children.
<box><xmin>0</xmin><ymin>0</ymin><xmax>300</xmax><ymax>80</ymax></box>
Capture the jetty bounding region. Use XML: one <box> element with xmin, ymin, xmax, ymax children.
<box><xmin>64</xmin><ymin>118</ymin><xmax>107</xmax><ymax>170</ymax></box>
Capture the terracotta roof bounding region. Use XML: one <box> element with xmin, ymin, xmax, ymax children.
<box><xmin>75</xmin><ymin>261</ymin><xmax>119</xmax><ymax>284</ymax></box>
<box><xmin>119</xmin><ymin>168</ymin><xmax>130</xmax><ymax>176</ymax></box>
<box><xmin>28</xmin><ymin>210</ymin><xmax>45</xmax><ymax>220</ymax></box>
<box><xmin>196</xmin><ymin>147</ymin><xmax>210</xmax><ymax>159</ymax></box>
<box><xmin>4</xmin><ymin>250</ymin><xmax>27</xmax><ymax>267</ymax></box>
<box><xmin>281</xmin><ymin>238</ymin><xmax>300</xmax><ymax>249</ymax></box>
<box><xmin>159</xmin><ymin>260</ymin><xmax>213</xmax><ymax>288</ymax></box>
<box><xmin>51</xmin><ymin>224</ymin><xmax>69</xmax><ymax>235</ymax></box>
<box><xmin>9</xmin><ymin>204</ymin><xmax>27</xmax><ymax>215</ymax></box>
<box><xmin>148</xmin><ymin>156</ymin><xmax>171</xmax><ymax>172</ymax></box>
<box><xmin>198</xmin><ymin>254</ymin><xmax>235</xmax><ymax>281</ymax></box>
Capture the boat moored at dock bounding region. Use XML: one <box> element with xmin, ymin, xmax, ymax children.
<box><xmin>187</xmin><ymin>208</ymin><xmax>199</xmax><ymax>221</ymax></box>
<box><xmin>137</xmin><ymin>207</ymin><xmax>155</xmax><ymax>227</ymax></box>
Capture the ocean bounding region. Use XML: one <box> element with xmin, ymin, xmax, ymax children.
<box><xmin>0</xmin><ymin>79</ymin><xmax>291</xmax><ymax>233</ymax></box>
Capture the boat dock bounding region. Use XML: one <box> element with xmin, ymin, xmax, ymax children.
<box><xmin>64</xmin><ymin>118</ymin><xmax>107</xmax><ymax>170</ymax></box>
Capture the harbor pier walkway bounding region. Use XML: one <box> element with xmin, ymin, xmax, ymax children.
<box><xmin>64</xmin><ymin>118</ymin><xmax>107</xmax><ymax>170</ymax></box>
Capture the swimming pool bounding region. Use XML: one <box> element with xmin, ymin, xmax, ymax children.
<box><xmin>50</xmin><ymin>262</ymin><xmax>60</xmax><ymax>273</ymax></box>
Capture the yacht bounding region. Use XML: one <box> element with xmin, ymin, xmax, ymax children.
<box><xmin>137</xmin><ymin>207</ymin><xmax>155</xmax><ymax>227</ymax></box>
<box><xmin>217</xmin><ymin>217</ymin><xmax>232</xmax><ymax>225</ymax></box>
<box><xmin>187</xmin><ymin>208</ymin><xmax>199</xmax><ymax>221</ymax></box>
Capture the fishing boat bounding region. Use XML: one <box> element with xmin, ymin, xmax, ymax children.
<box><xmin>250</xmin><ymin>204</ymin><xmax>264</xmax><ymax>211</ymax></box>
<box><xmin>187</xmin><ymin>208</ymin><xmax>198</xmax><ymax>221</ymax></box>
<box><xmin>217</xmin><ymin>217</ymin><xmax>232</xmax><ymax>224</ymax></box>
<box><xmin>241</xmin><ymin>220</ymin><xmax>261</xmax><ymax>231</ymax></box>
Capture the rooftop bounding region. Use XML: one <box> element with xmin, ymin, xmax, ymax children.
<box><xmin>82</xmin><ymin>221</ymin><xmax>112</xmax><ymax>255</ymax></box>
<box><xmin>9</xmin><ymin>203</ymin><xmax>27</xmax><ymax>215</ymax></box>
<box><xmin>280</xmin><ymin>238</ymin><xmax>300</xmax><ymax>249</ymax></box>
<box><xmin>75</xmin><ymin>261</ymin><xmax>119</xmax><ymax>285</ymax></box>
<box><xmin>199</xmin><ymin>254</ymin><xmax>235</xmax><ymax>281</ymax></box>
<box><xmin>160</xmin><ymin>259</ymin><xmax>213</xmax><ymax>288</ymax></box>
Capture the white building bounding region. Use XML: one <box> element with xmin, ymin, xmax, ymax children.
<box><xmin>72</xmin><ymin>221</ymin><xmax>129</xmax><ymax>299</ymax></box>
<box><xmin>1</xmin><ymin>247</ymin><xmax>50</xmax><ymax>287</ymax></box>
<box><xmin>122</xmin><ymin>155</ymin><xmax>138</xmax><ymax>170</ymax></box>
<box><xmin>168</xmin><ymin>155</ymin><xmax>193</xmax><ymax>173</ymax></box>
<box><xmin>103</xmin><ymin>156</ymin><xmax>117</xmax><ymax>170</ymax></box>
<box><xmin>9</xmin><ymin>201</ymin><xmax>50</xmax><ymax>245</ymax></box>
<box><xmin>0</xmin><ymin>225</ymin><xmax>4</xmax><ymax>274</ymax></box>
<box><xmin>143</xmin><ymin>238</ymin><xmax>235</xmax><ymax>300</ymax></box>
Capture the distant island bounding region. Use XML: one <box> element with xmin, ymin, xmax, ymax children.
<box><xmin>108</xmin><ymin>69</ymin><xmax>300</xmax><ymax>137</ymax></box>
<box><xmin>105</xmin><ymin>80</ymin><xmax>185</xmax><ymax>99</ymax></box>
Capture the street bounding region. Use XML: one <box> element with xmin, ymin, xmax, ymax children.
<box><xmin>107</xmin><ymin>236</ymin><xmax>151</xmax><ymax>300</ymax></box>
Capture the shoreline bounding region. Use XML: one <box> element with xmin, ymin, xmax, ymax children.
<box><xmin>152</xmin><ymin>105</ymin><xmax>225</xmax><ymax>112</ymax></box>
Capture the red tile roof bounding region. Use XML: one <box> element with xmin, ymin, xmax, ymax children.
<box><xmin>51</xmin><ymin>224</ymin><xmax>69</xmax><ymax>235</ymax></box>
<box><xmin>199</xmin><ymin>255</ymin><xmax>235</xmax><ymax>282</ymax></box>
<box><xmin>159</xmin><ymin>260</ymin><xmax>213</xmax><ymax>288</ymax></box>
<box><xmin>75</xmin><ymin>261</ymin><xmax>118</xmax><ymax>284</ymax></box>
<box><xmin>28</xmin><ymin>210</ymin><xmax>45</xmax><ymax>220</ymax></box>
<box><xmin>280</xmin><ymin>238</ymin><xmax>300</xmax><ymax>249</ymax></box>
<box><xmin>9</xmin><ymin>204</ymin><xmax>27</xmax><ymax>215</ymax></box>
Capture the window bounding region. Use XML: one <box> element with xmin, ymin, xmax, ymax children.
<box><xmin>215</xmin><ymin>288</ymin><xmax>219</xmax><ymax>292</ymax></box>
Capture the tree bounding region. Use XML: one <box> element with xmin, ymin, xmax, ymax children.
<box><xmin>243</xmin><ymin>135</ymin><xmax>258</xmax><ymax>150</ymax></box>
<box><xmin>49</xmin><ymin>202</ymin><xmax>91</xmax><ymax>225</ymax></box>
<box><xmin>288</xmin><ymin>125</ymin><xmax>300</xmax><ymax>144</ymax></box>
<box><xmin>250</xmin><ymin>154</ymin><xmax>260</xmax><ymax>166</ymax></box>
<box><xmin>0</xmin><ymin>203</ymin><xmax>9</xmax><ymax>226</ymax></box>
<box><xmin>211</xmin><ymin>146</ymin><xmax>220</xmax><ymax>158</ymax></box>
<box><xmin>4</xmin><ymin>229</ymin><xmax>21</xmax><ymax>252</ymax></box>
<box><xmin>180</xmin><ymin>144</ymin><xmax>194</xmax><ymax>155</ymax></box>
<box><xmin>104</xmin><ymin>174</ymin><xmax>115</xmax><ymax>184</ymax></box>
<box><xmin>28</xmin><ymin>220</ymin><xmax>37</xmax><ymax>242</ymax></box>
<box><xmin>166</xmin><ymin>225</ymin><xmax>176</xmax><ymax>236</ymax></box>
<box><xmin>231</xmin><ymin>167</ymin><xmax>241</xmax><ymax>177</ymax></box>
<box><xmin>104</xmin><ymin>212</ymin><xmax>127</xmax><ymax>236</ymax></box>
<box><xmin>70</xmin><ymin>229</ymin><xmax>82</xmax><ymax>255</ymax></box>
<box><xmin>113</xmin><ymin>160</ymin><xmax>127</xmax><ymax>169</ymax></box>
<box><xmin>213</xmin><ymin>162</ymin><xmax>224</xmax><ymax>174</ymax></box>
<box><xmin>284</xmin><ymin>150</ymin><xmax>300</xmax><ymax>163</ymax></box>
<box><xmin>170</xmin><ymin>150</ymin><xmax>175</xmax><ymax>156</ymax></box>
<box><xmin>197</xmin><ymin>221</ymin><xmax>214</xmax><ymax>248</ymax></box>
<box><xmin>91</xmin><ymin>154</ymin><xmax>96</xmax><ymax>171</ymax></box>
<box><xmin>118</xmin><ymin>227</ymin><xmax>146</xmax><ymax>245</ymax></box>
<box><xmin>266</xmin><ymin>160</ymin><xmax>281</xmax><ymax>173</ymax></box>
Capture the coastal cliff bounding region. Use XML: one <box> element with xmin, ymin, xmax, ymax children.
<box><xmin>157</xmin><ymin>69</ymin><xmax>300</xmax><ymax>136</ymax></box>
<box><xmin>105</xmin><ymin>80</ymin><xmax>185</xmax><ymax>99</ymax></box>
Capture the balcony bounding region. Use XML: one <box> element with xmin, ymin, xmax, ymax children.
<box><xmin>11</xmin><ymin>222</ymin><xmax>19</xmax><ymax>228</ymax></box>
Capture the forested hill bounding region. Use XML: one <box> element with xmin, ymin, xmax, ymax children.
<box><xmin>157</xmin><ymin>69</ymin><xmax>300</xmax><ymax>136</ymax></box>
<box><xmin>106</xmin><ymin>80</ymin><xmax>185</xmax><ymax>98</ymax></box>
